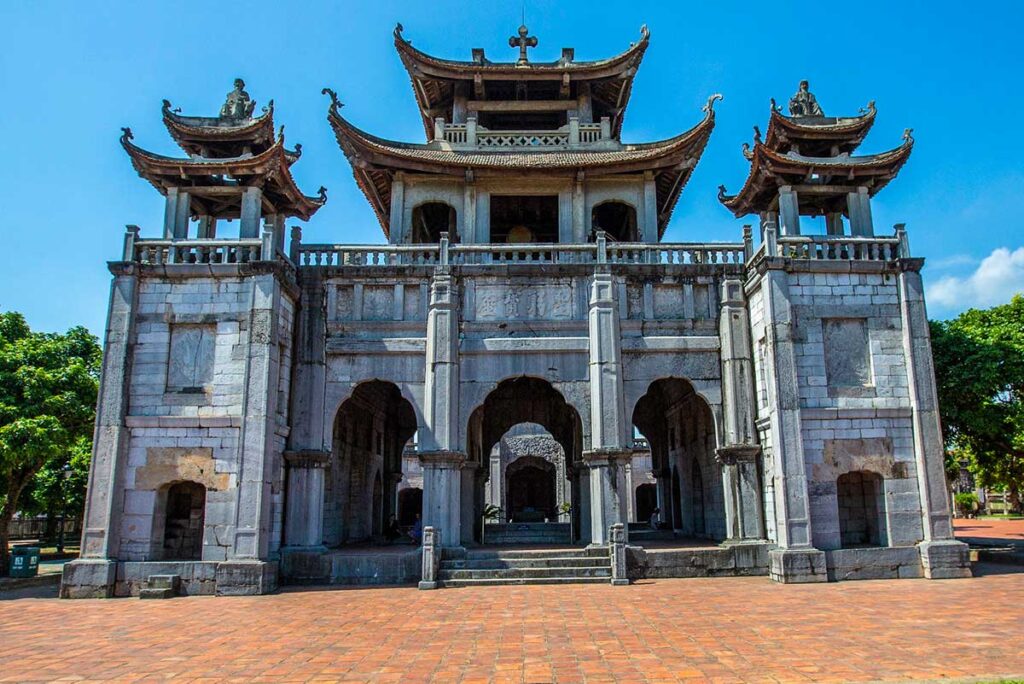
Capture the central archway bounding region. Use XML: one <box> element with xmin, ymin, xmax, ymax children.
<box><xmin>467</xmin><ymin>377</ymin><xmax>583</xmax><ymax>543</ymax></box>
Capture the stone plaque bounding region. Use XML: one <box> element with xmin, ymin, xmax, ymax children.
<box><xmin>653</xmin><ymin>284</ymin><xmax>685</xmax><ymax>319</ymax></box>
<box><xmin>823</xmin><ymin>318</ymin><xmax>872</xmax><ymax>387</ymax></box>
<box><xmin>362</xmin><ymin>286</ymin><xmax>394</xmax><ymax>321</ymax></box>
<box><xmin>167</xmin><ymin>324</ymin><xmax>215</xmax><ymax>391</ymax></box>
<box><xmin>474</xmin><ymin>284</ymin><xmax>573</xmax><ymax>321</ymax></box>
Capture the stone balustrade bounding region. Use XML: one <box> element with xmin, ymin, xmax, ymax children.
<box><xmin>297</xmin><ymin>244</ymin><xmax>439</xmax><ymax>267</ymax></box>
<box><xmin>131</xmin><ymin>238</ymin><xmax>266</xmax><ymax>265</ymax></box>
<box><xmin>766</xmin><ymin>225</ymin><xmax>908</xmax><ymax>262</ymax></box>
<box><xmin>439</xmin><ymin>118</ymin><xmax>609</xmax><ymax>149</ymax></box>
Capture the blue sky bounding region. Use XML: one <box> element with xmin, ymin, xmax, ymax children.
<box><xmin>2</xmin><ymin>1</ymin><xmax>1021</xmax><ymax>335</ymax></box>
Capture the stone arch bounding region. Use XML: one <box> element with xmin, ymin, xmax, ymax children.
<box><xmin>325</xmin><ymin>379</ymin><xmax>423</xmax><ymax>453</ymax></box>
<box><xmin>632</xmin><ymin>377</ymin><xmax>726</xmax><ymax>540</ymax></box>
<box><xmin>324</xmin><ymin>380</ymin><xmax>418</xmax><ymax>546</ymax></box>
<box><xmin>410</xmin><ymin>201</ymin><xmax>458</xmax><ymax>243</ymax></box>
<box><xmin>591</xmin><ymin>200</ymin><xmax>639</xmax><ymax>242</ymax></box>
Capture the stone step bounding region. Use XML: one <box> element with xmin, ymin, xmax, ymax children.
<box><xmin>440</xmin><ymin>576</ymin><xmax>610</xmax><ymax>588</ymax></box>
<box><xmin>146</xmin><ymin>574</ymin><xmax>181</xmax><ymax>591</ymax></box>
<box><xmin>440</xmin><ymin>566</ymin><xmax>612</xmax><ymax>581</ymax></box>
<box><xmin>442</xmin><ymin>556</ymin><xmax>608</xmax><ymax>570</ymax></box>
<box><xmin>464</xmin><ymin>548</ymin><xmax>607</xmax><ymax>560</ymax></box>
<box><xmin>139</xmin><ymin>587</ymin><xmax>175</xmax><ymax>599</ymax></box>
<box><xmin>628</xmin><ymin>529</ymin><xmax>677</xmax><ymax>542</ymax></box>
<box><xmin>482</xmin><ymin>536</ymin><xmax>573</xmax><ymax>545</ymax></box>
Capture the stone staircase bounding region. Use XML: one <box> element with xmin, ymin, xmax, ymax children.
<box><xmin>439</xmin><ymin>546</ymin><xmax>611</xmax><ymax>587</ymax></box>
<box><xmin>139</xmin><ymin>574</ymin><xmax>179</xmax><ymax>599</ymax></box>
<box><xmin>482</xmin><ymin>522</ymin><xmax>571</xmax><ymax>545</ymax></box>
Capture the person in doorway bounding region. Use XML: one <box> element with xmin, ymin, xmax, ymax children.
<box><xmin>410</xmin><ymin>513</ymin><xmax>423</xmax><ymax>544</ymax></box>
<box><xmin>384</xmin><ymin>515</ymin><xmax>401</xmax><ymax>543</ymax></box>
<box><xmin>648</xmin><ymin>507</ymin><xmax>661</xmax><ymax>531</ymax></box>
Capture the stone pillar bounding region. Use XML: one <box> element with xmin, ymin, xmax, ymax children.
<box><xmin>162</xmin><ymin>188</ymin><xmax>191</xmax><ymax>239</ymax></box>
<box><xmin>459</xmin><ymin>464</ymin><xmax>480</xmax><ymax>545</ymax></box>
<box><xmin>61</xmin><ymin>271</ymin><xmax>138</xmax><ymax>598</ymax></box>
<box><xmin>654</xmin><ymin>468</ymin><xmax>670</xmax><ymax>525</ymax></box>
<box><xmin>610</xmin><ymin>523</ymin><xmax>629</xmax><ymax>585</ymax></box>
<box><xmin>642</xmin><ymin>172</ymin><xmax>658</xmax><ymax>243</ymax></box>
<box><xmin>419</xmin><ymin>452</ymin><xmax>464</xmax><ymax>548</ymax></box>
<box><xmin>717</xmin><ymin>278</ymin><xmax>765</xmax><ymax>541</ymax></box>
<box><xmin>575</xmin><ymin>462</ymin><xmax>592</xmax><ymax>542</ymax></box>
<box><xmin>586</xmin><ymin>268</ymin><xmax>630</xmax><ymax>544</ymax></box>
<box><xmin>759</xmin><ymin>268</ymin><xmax>826</xmax><ymax>582</ymax></box>
<box><xmin>418</xmin><ymin>526</ymin><xmax>440</xmax><ymax>590</ymax></box>
<box><xmin>462</xmin><ymin>174</ymin><xmax>476</xmax><ymax>244</ymax></box>
<box><xmin>240</xmin><ymin>187</ymin><xmax>263</xmax><ymax>238</ymax></box>
<box><xmin>847</xmin><ymin>187</ymin><xmax>874</xmax><ymax>237</ymax></box>
<box><xmin>572</xmin><ymin>172</ymin><xmax>586</xmax><ymax>243</ymax></box>
<box><xmin>825</xmin><ymin>213</ymin><xmax>844</xmax><ymax>236</ymax></box>
<box><xmin>283</xmin><ymin>451</ymin><xmax>329</xmax><ymax>549</ymax></box>
<box><xmin>777</xmin><ymin>186</ymin><xmax>800</xmax><ymax>236</ymax></box>
<box><xmin>897</xmin><ymin>262</ymin><xmax>970</xmax><ymax>578</ymax></box>
<box><xmin>389</xmin><ymin>173</ymin><xmax>405</xmax><ymax>244</ymax></box>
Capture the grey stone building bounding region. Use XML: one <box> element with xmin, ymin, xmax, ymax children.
<box><xmin>62</xmin><ymin>25</ymin><xmax>969</xmax><ymax>597</ymax></box>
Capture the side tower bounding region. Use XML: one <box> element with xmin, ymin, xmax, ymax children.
<box><xmin>61</xmin><ymin>82</ymin><xmax>326</xmax><ymax>597</ymax></box>
<box><xmin>720</xmin><ymin>83</ymin><xmax>969</xmax><ymax>582</ymax></box>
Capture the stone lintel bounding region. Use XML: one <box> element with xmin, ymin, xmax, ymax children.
<box><xmin>418</xmin><ymin>450</ymin><xmax>467</xmax><ymax>467</ymax></box>
<box><xmin>581</xmin><ymin>448</ymin><xmax>632</xmax><ymax>466</ymax></box>
<box><xmin>715</xmin><ymin>444</ymin><xmax>762</xmax><ymax>465</ymax></box>
<box><xmin>283</xmin><ymin>449</ymin><xmax>331</xmax><ymax>468</ymax></box>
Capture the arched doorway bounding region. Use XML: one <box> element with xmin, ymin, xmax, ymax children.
<box><xmin>467</xmin><ymin>377</ymin><xmax>583</xmax><ymax>543</ymax></box>
<box><xmin>327</xmin><ymin>381</ymin><xmax>417</xmax><ymax>545</ymax></box>
<box><xmin>837</xmin><ymin>470</ymin><xmax>887</xmax><ymax>547</ymax></box>
<box><xmin>506</xmin><ymin>456</ymin><xmax>557</xmax><ymax>522</ymax></box>
<box><xmin>633</xmin><ymin>378</ymin><xmax>725</xmax><ymax>541</ymax></box>
<box><xmin>161</xmin><ymin>481</ymin><xmax>205</xmax><ymax>560</ymax></box>
<box><xmin>635</xmin><ymin>483</ymin><xmax>657</xmax><ymax>524</ymax></box>
<box><xmin>591</xmin><ymin>201</ymin><xmax>638</xmax><ymax>242</ymax></box>
<box><xmin>410</xmin><ymin>201</ymin><xmax>457</xmax><ymax>243</ymax></box>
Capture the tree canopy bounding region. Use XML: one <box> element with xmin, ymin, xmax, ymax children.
<box><xmin>0</xmin><ymin>312</ymin><xmax>100</xmax><ymax>575</ymax></box>
<box><xmin>931</xmin><ymin>294</ymin><xmax>1024</xmax><ymax>512</ymax></box>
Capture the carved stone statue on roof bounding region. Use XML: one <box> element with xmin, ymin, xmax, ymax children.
<box><xmin>220</xmin><ymin>78</ymin><xmax>256</xmax><ymax>119</ymax></box>
<box><xmin>788</xmin><ymin>80</ymin><xmax>824</xmax><ymax>117</ymax></box>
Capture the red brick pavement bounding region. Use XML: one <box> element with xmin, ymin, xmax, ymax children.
<box><xmin>3</xmin><ymin>567</ymin><xmax>1024</xmax><ymax>683</ymax></box>
<box><xmin>955</xmin><ymin>517</ymin><xmax>1024</xmax><ymax>541</ymax></box>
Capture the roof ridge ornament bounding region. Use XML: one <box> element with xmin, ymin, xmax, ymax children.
<box><xmin>322</xmin><ymin>87</ymin><xmax>343</xmax><ymax>114</ymax></box>
<box><xmin>788</xmin><ymin>80</ymin><xmax>823</xmax><ymax>117</ymax></box>
<box><xmin>902</xmin><ymin>128</ymin><xmax>915</xmax><ymax>144</ymax></box>
<box><xmin>509</xmin><ymin>24</ymin><xmax>537</xmax><ymax>66</ymax></box>
<box><xmin>120</xmin><ymin>127</ymin><xmax>133</xmax><ymax>144</ymax></box>
<box><xmin>860</xmin><ymin>100</ymin><xmax>877</xmax><ymax>115</ymax></box>
<box><xmin>220</xmin><ymin>78</ymin><xmax>256</xmax><ymax>120</ymax></box>
<box><xmin>702</xmin><ymin>93</ymin><xmax>723</xmax><ymax>115</ymax></box>
<box><xmin>161</xmin><ymin>99</ymin><xmax>182</xmax><ymax>114</ymax></box>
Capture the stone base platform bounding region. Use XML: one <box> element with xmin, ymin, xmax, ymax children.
<box><xmin>627</xmin><ymin>540</ymin><xmax>771</xmax><ymax>580</ymax></box>
<box><xmin>280</xmin><ymin>545</ymin><xmax>422</xmax><ymax>587</ymax></box>
<box><xmin>60</xmin><ymin>559</ymin><xmax>278</xmax><ymax>598</ymax></box>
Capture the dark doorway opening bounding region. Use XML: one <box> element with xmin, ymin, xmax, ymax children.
<box><xmin>490</xmin><ymin>195</ymin><xmax>559</xmax><ymax>243</ymax></box>
<box><xmin>635</xmin><ymin>483</ymin><xmax>657</xmax><ymax>524</ymax></box>
<box><xmin>591</xmin><ymin>201</ymin><xmax>638</xmax><ymax>242</ymax></box>
<box><xmin>397</xmin><ymin>487</ymin><xmax>422</xmax><ymax>526</ymax></box>
<box><xmin>162</xmin><ymin>482</ymin><xmax>205</xmax><ymax>560</ymax></box>
<box><xmin>410</xmin><ymin>202</ymin><xmax>457</xmax><ymax>243</ymax></box>
<box><xmin>506</xmin><ymin>456</ymin><xmax>557</xmax><ymax>522</ymax></box>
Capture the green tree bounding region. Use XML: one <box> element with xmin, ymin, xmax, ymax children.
<box><xmin>931</xmin><ymin>295</ymin><xmax>1024</xmax><ymax>513</ymax></box>
<box><xmin>0</xmin><ymin>312</ymin><xmax>100</xmax><ymax>576</ymax></box>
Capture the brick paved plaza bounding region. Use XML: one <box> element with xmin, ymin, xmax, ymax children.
<box><xmin>3</xmin><ymin>564</ymin><xmax>1023</xmax><ymax>683</ymax></box>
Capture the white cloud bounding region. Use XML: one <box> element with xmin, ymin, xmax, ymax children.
<box><xmin>928</xmin><ymin>247</ymin><xmax>1024</xmax><ymax>312</ymax></box>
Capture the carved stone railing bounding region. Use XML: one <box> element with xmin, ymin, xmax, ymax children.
<box><xmin>296</xmin><ymin>244</ymin><xmax>439</xmax><ymax>267</ymax></box>
<box><xmin>130</xmin><ymin>237</ymin><xmax>266</xmax><ymax>265</ymax></box>
<box><xmin>607</xmin><ymin>242</ymin><xmax>746</xmax><ymax>265</ymax></box>
<box><xmin>450</xmin><ymin>243</ymin><xmax>595</xmax><ymax>265</ymax></box>
<box><xmin>766</xmin><ymin>224</ymin><xmax>908</xmax><ymax>262</ymax></box>
<box><xmin>438</xmin><ymin>117</ymin><xmax>612</xmax><ymax>149</ymax></box>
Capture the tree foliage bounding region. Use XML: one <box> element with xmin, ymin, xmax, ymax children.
<box><xmin>0</xmin><ymin>312</ymin><xmax>100</xmax><ymax>575</ymax></box>
<box><xmin>931</xmin><ymin>295</ymin><xmax>1024</xmax><ymax>512</ymax></box>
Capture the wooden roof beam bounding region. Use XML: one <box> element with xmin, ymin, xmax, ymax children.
<box><xmin>466</xmin><ymin>100</ymin><xmax>578</xmax><ymax>112</ymax></box>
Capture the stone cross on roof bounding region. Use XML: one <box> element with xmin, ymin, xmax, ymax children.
<box><xmin>508</xmin><ymin>25</ymin><xmax>538</xmax><ymax>65</ymax></box>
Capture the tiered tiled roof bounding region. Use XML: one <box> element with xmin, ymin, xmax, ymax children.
<box><xmin>394</xmin><ymin>24</ymin><xmax>650</xmax><ymax>139</ymax></box>
<box><xmin>327</xmin><ymin>90</ymin><xmax>719</xmax><ymax>238</ymax></box>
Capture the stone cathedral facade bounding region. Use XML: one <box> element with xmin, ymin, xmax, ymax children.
<box><xmin>62</xmin><ymin>25</ymin><xmax>969</xmax><ymax>597</ymax></box>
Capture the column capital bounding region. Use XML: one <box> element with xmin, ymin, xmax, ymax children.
<box><xmin>418</xmin><ymin>450</ymin><xmax>467</xmax><ymax>468</ymax></box>
<box><xmin>283</xmin><ymin>449</ymin><xmax>331</xmax><ymax>469</ymax></box>
<box><xmin>715</xmin><ymin>444</ymin><xmax>761</xmax><ymax>466</ymax></box>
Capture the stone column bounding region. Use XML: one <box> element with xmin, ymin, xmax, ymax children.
<box><xmin>896</xmin><ymin>259</ymin><xmax>970</xmax><ymax>578</ymax></box>
<box><xmin>283</xmin><ymin>450</ymin><xmax>329</xmax><ymax>549</ymax></box>
<box><xmin>220</xmin><ymin>273</ymin><xmax>285</xmax><ymax>595</ymax></box>
<box><xmin>574</xmin><ymin>462</ymin><xmax>592</xmax><ymax>542</ymax></box>
<box><xmin>572</xmin><ymin>171</ymin><xmax>586</xmax><ymax>243</ymax></box>
<box><xmin>717</xmin><ymin>278</ymin><xmax>766</xmax><ymax>541</ymax></box>
<box><xmin>825</xmin><ymin>213</ymin><xmax>844</xmax><ymax>236</ymax></box>
<box><xmin>61</xmin><ymin>271</ymin><xmax>138</xmax><ymax>598</ymax></box>
<box><xmin>459</xmin><ymin>463</ymin><xmax>481</xmax><ymax>545</ymax></box>
<box><xmin>777</xmin><ymin>186</ymin><xmax>800</xmax><ymax>236</ymax></box>
<box><xmin>240</xmin><ymin>187</ymin><xmax>263</xmax><ymax>238</ymax></box>
<box><xmin>586</xmin><ymin>267</ymin><xmax>630</xmax><ymax>544</ymax></box>
<box><xmin>759</xmin><ymin>268</ymin><xmax>826</xmax><ymax>582</ymax></box>
<box><xmin>420</xmin><ymin>267</ymin><xmax>465</xmax><ymax>547</ymax></box>
<box><xmin>389</xmin><ymin>173</ymin><xmax>406</xmax><ymax>245</ymax></box>
<box><xmin>419</xmin><ymin>452</ymin><xmax>464</xmax><ymax>547</ymax></box>
<box><xmin>653</xmin><ymin>468</ymin><xmax>670</xmax><ymax>525</ymax></box>
<box><xmin>847</xmin><ymin>187</ymin><xmax>874</xmax><ymax>236</ymax></box>
<box><xmin>642</xmin><ymin>172</ymin><xmax>658</xmax><ymax>243</ymax></box>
